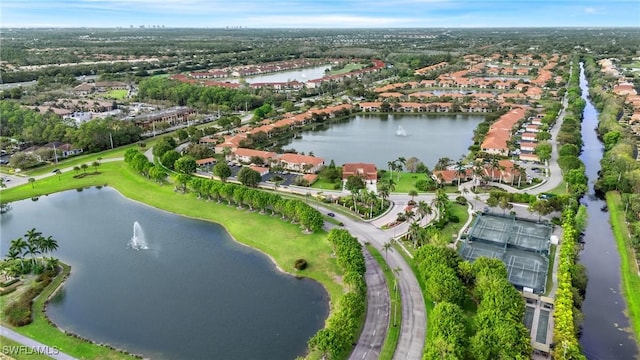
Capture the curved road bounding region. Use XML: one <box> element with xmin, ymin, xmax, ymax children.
<box><xmin>349</xmin><ymin>249</ymin><xmax>390</xmax><ymax>359</ymax></box>
<box><xmin>324</xmin><ymin>206</ymin><xmax>426</xmax><ymax>360</ymax></box>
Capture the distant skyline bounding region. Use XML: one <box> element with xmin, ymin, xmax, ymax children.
<box><xmin>2</xmin><ymin>0</ymin><xmax>639</xmax><ymax>28</ymax></box>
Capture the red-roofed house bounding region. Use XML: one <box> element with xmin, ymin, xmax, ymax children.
<box><xmin>278</xmin><ymin>153</ymin><xmax>325</xmax><ymax>173</ymax></box>
<box><xmin>343</xmin><ymin>162</ymin><xmax>377</xmax><ymax>181</ymax></box>
<box><xmin>195</xmin><ymin>158</ymin><xmax>216</xmax><ymax>167</ymax></box>
<box><xmin>231</xmin><ymin>148</ymin><xmax>277</xmax><ymax>164</ymax></box>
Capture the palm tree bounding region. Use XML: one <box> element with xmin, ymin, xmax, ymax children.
<box><xmin>92</xmin><ymin>161</ymin><xmax>100</xmax><ymax>173</ymax></box>
<box><xmin>25</xmin><ymin>228</ymin><xmax>43</xmax><ymax>266</ymax></box>
<box><xmin>378</xmin><ymin>182</ymin><xmax>390</xmax><ymax>209</ymax></box>
<box><xmin>382</xmin><ymin>239</ymin><xmax>394</xmax><ymax>262</ymax></box>
<box><xmin>73</xmin><ymin>166</ymin><xmax>80</xmax><ymax>175</ymax></box>
<box><xmin>387</xmin><ymin>161</ymin><xmax>396</xmax><ymax>181</ymax></box>
<box><xmin>54</xmin><ymin>169</ymin><xmax>62</xmax><ymax>181</ymax></box>
<box><xmin>9</xmin><ymin>237</ymin><xmax>28</xmax><ymax>272</ymax></box>
<box><xmin>395</xmin><ymin>157</ymin><xmax>406</xmax><ymax>181</ymax></box>
<box><xmin>45</xmin><ymin>257</ymin><xmax>59</xmax><ymax>271</ymax></box>
<box><xmin>489</xmin><ymin>157</ymin><xmax>499</xmax><ymax>182</ymax></box>
<box><xmin>455</xmin><ymin>159</ymin><xmax>466</xmax><ymax>187</ymax></box>
<box><xmin>0</xmin><ymin>178</ymin><xmax>6</xmax><ymax>188</ymax></box>
<box><xmin>81</xmin><ymin>164</ymin><xmax>89</xmax><ymax>173</ymax></box>
<box><xmin>39</xmin><ymin>235</ymin><xmax>59</xmax><ymax>260</ymax></box>
<box><xmin>408</xmin><ymin>189</ymin><xmax>418</xmax><ymax>203</ymax></box>
<box><xmin>416</xmin><ymin>200</ymin><xmax>433</xmax><ymax>220</ymax></box>
<box><xmin>408</xmin><ymin>220</ymin><xmax>421</xmax><ymax>248</ymax></box>
<box><xmin>28</xmin><ymin>178</ymin><xmax>35</xmax><ymax>188</ymax></box>
<box><xmin>392</xmin><ymin>266</ymin><xmax>402</xmax><ymax>326</ymax></box>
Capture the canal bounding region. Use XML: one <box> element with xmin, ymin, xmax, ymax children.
<box><xmin>578</xmin><ymin>62</ymin><xmax>639</xmax><ymax>359</ymax></box>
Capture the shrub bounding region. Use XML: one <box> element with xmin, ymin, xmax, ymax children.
<box><xmin>449</xmin><ymin>214</ymin><xmax>460</xmax><ymax>223</ymax></box>
<box><xmin>294</xmin><ymin>259</ymin><xmax>308</xmax><ymax>270</ymax></box>
<box><xmin>455</xmin><ymin>196</ymin><xmax>467</xmax><ymax>205</ymax></box>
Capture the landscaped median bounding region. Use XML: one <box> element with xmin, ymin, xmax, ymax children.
<box><xmin>606</xmin><ymin>192</ymin><xmax>640</xmax><ymax>342</ymax></box>
<box><xmin>0</xmin><ymin>161</ymin><xmax>349</xmax><ymax>359</ymax></box>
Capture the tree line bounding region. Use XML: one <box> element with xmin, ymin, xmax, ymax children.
<box><xmin>416</xmin><ymin>245</ymin><xmax>532</xmax><ymax>359</ymax></box>
<box><xmin>308</xmin><ymin>229</ymin><xmax>366</xmax><ymax>359</ymax></box>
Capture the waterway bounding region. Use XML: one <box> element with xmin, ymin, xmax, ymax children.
<box><xmin>284</xmin><ymin>113</ymin><xmax>484</xmax><ymax>168</ymax></box>
<box><xmin>0</xmin><ymin>187</ymin><xmax>329</xmax><ymax>360</ymax></box>
<box><xmin>225</xmin><ymin>65</ymin><xmax>331</xmax><ymax>84</ymax></box>
<box><xmin>577</xmin><ymin>62</ymin><xmax>639</xmax><ymax>359</ymax></box>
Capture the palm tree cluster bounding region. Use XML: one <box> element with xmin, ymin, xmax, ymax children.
<box><xmin>4</xmin><ymin>228</ymin><xmax>59</xmax><ymax>275</ymax></box>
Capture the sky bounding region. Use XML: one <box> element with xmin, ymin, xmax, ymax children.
<box><xmin>1</xmin><ymin>0</ymin><xmax>639</xmax><ymax>28</ymax></box>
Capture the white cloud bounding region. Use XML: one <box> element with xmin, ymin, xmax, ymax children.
<box><xmin>584</xmin><ymin>7</ymin><xmax>598</xmax><ymax>14</ymax></box>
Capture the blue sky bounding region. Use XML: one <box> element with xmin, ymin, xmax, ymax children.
<box><xmin>2</xmin><ymin>0</ymin><xmax>638</xmax><ymax>28</ymax></box>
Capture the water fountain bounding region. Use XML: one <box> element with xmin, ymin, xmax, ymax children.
<box><xmin>396</xmin><ymin>125</ymin><xmax>407</xmax><ymax>137</ymax></box>
<box><xmin>129</xmin><ymin>221</ymin><xmax>149</xmax><ymax>250</ymax></box>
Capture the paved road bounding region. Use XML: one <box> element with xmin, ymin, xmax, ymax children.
<box><xmin>1</xmin><ymin>325</ymin><xmax>77</xmax><ymax>360</ymax></box>
<box><xmin>326</xmin><ymin>208</ymin><xmax>426</xmax><ymax>360</ymax></box>
<box><xmin>349</xmin><ymin>249</ymin><xmax>390</xmax><ymax>360</ymax></box>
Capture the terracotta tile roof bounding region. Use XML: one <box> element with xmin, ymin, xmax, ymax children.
<box><xmin>342</xmin><ymin>163</ymin><xmax>378</xmax><ymax>181</ymax></box>
<box><xmin>279</xmin><ymin>153</ymin><xmax>324</xmax><ymax>166</ymax></box>
<box><xmin>234</xmin><ymin>148</ymin><xmax>277</xmax><ymax>159</ymax></box>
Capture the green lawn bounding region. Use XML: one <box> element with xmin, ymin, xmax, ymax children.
<box><xmin>606</xmin><ymin>192</ymin><xmax>640</xmax><ymax>342</ymax></box>
<box><xmin>366</xmin><ymin>245</ymin><xmax>401</xmax><ymax>360</ymax></box>
<box><xmin>1</xmin><ymin>161</ymin><xmax>345</xmax><ymax>358</ymax></box>
<box><xmin>13</xmin><ymin>140</ymin><xmax>159</xmax><ymax>177</ymax></box>
<box><xmin>621</xmin><ymin>62</ymin><xmax>640</xmax><ymax>69</ymax></box>
<box><xmin>328</xmin><ymin>63</ymin><xmax>365</xmax><ymax>76</ymax></box>
<box><xmin>311</xmin><ymin>177</ymin><xmax>342</xmax><ymax>191</ymax></box>
<box><xmin>103</xmin><ymin>89</ymin><xmax>128</xmax><ymax>100</ymax></box>
<box><xmin>1</xmin><ymin>336</ymin><xmax>57</xmax><ymax>360</ymax></box>
<box><xmin>439</xmin><ymin>203</ymin><xmax>470</xmax><ymax>243</ymax></box>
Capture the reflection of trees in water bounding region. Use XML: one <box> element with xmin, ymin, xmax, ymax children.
<box><xmin>0</xmin><ymin>203</ymin><xmax>12</xmax><ymax>214</ymax></box>
<box><xmin>50</xmin><ymin>287</ymin><xmax>66</xmax><ymax>304</ymax></box>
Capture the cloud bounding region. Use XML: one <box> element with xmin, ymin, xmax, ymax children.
<box><xmin>584</xmin><ymin>7</ymin><xmax>598</xmax><ymax>14</ymax></box>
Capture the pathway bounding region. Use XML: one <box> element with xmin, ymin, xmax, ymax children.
<box><xmin>1</xmin><ymin>325</ymin><xmax>77</xmax><ymax>360</ymax></box>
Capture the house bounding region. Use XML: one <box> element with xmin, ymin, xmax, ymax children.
<box><xmin>248</xmin><ymin>165</ymin><xmax>269</xmax><ymax>176</ymax></box>
<box><xmin>613</xmin><ymin>83</ymin><xmax>637</xmax><ymax>96</ymax></box>
<box><xmin>432</xmin><ymin>168</ymin><xmax>473</xmax><ymax>185</ymax></box>
<box><xmin>521</xmin><ymin>132</ymin><xmax>537</xmax><ymax>142</ymax></box>
<box><xmin>480</xmin><ymin>107</ymin><xmax>526</xmax><ymax>156</ymax></box>
<box><xmin>231</xmin><ymin>148</ymin><xmax>277</xmax><ymax>164</ymax></box>
<box><xmin>278</xmin><ymin>153</ymin><xmax>324</xmax><ymax>173</ymax></box>
<box><xmin>342</xmin><ymin>163</ymin><xmax>377</xmax><ymax>183</ymax></box>
<box><xmin>520</xmin><ymin>142</ymin><xmax>538</xmax><ymax>152</ymax></box>
<box><xmin>195</xmin><ymin>158</ymin><xmax>216</xmax><ymax>167</ymax></box>
<box><xmin>525</xmin><ymin>124</ymin><xmax>540</xmax><ymax>133</ymax></box>
<box><xmin>73</xmin><ymin>83</ymin><xmax>95</xmax><ymax>96</ymax></box>
<box><xmin>42</xmin><ymin>142</ymin><xmax>83</xmax><ymax>157</ymax></box>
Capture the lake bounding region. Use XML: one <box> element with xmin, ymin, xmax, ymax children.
<box><xmin>226</xmin><ymin>65</ymin><xmax>331</xmax><ymax>84</ymax></box>
<box><xmin>284</xmin><ymin>113</ymin><xmax>485</xmax><ymax>168</ymax></box>
<box><xmin>0</xmin><ymin>187</ymin><xmax>329</xmax><ymax>360</ymax></box>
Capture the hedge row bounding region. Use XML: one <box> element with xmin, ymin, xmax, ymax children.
<box><xmin>308</xmin><ymin>229</ymin><xmax>366</xmax><ymax>359</ymax></box>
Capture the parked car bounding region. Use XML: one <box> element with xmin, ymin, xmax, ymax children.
<box><xmin>327</xmin><ymin>212</ymin><xmax>335</xmax><ymax>217</ymax></box>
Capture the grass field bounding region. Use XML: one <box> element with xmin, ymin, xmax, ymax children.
<box><xmin>7</xmin><ymin>140</ymin><xmax>159</xmax><ymax>177</ymax></box>
<box><xmin>328</xmin><ymin>63</ymin><xmax>365</xmax><ymax>76</ymax></box>
<box><xmin>1</xmin><ymin>161</ymin><xmax>345</xmax><ymax>359</ymax></box>
<box><xmin>366</xmin><ymin>245</ymin><xmax>401</xmax><ymax>360</ymax></box>
<box><xmin>606</xmin><ymin>192</ymin><xmax>640</xmax><ymax>342</ymax></box>
<box><xmin>103</xmin><ymin>89</ymin><xmax>128</xmax><ymax>100</ymax></box>
<box><xmin>311</xmin><ymin>177</ymin><xmax>341</xmax><ymax>190</ymax></box>
<box><xmin>0</xmin><ymin>336</ymin><xmax>59</xmax><ymax>360</ymax></box>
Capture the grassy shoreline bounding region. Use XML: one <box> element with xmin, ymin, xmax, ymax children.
<box><xmin>1</xmin><ymin>161</ymin><xmax>344</xmax><ymax>359</ymax></box>
<box><xmin>606</xmin><ymin>191</ymin><xmax>640</xmax><ymax>342</ymax></box>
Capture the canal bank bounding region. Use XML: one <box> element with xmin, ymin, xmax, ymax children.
<box><xmin>577</xmin><ymin>62</ymin><xmax>639</xmax><ymax>359</ymax></box>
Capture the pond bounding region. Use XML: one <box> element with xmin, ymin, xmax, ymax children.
<box><xmin>225</xmin><ymin>65</ymin><xmax>331</xmax><ymax>84</ymax></box>
<box><xmin>284</xmin><ymin>113</ymin><xmax>485</xmax><ymax>168</ymax></box>
<box><xmin>0</xmin><ymin>187</ymin><xmax>329</xmax><ymax>360</ymax></box>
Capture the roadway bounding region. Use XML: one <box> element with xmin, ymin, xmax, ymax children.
<box><xmin>1</xmin><ymin>325</ymin><xmax>78</xmax><ymax>360</ymax></box>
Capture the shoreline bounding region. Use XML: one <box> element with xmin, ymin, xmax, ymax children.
<box><xmin>1</xmin><ymin>166</ymin><xmax>342</xmax><ymax>358</ymax></box>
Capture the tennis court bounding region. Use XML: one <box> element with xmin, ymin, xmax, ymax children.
<box><xmin>460</xmin><ymin>213</ymin><xmax>552</xmax><ymax>293</ymax></box>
